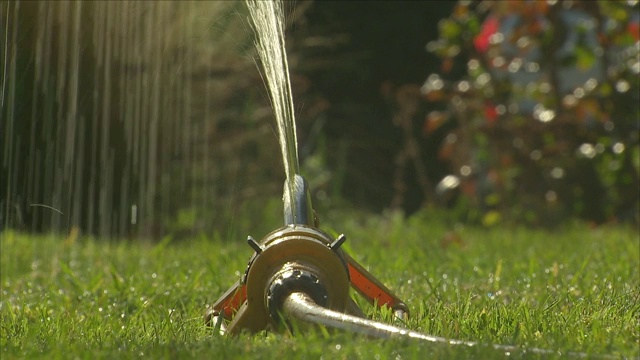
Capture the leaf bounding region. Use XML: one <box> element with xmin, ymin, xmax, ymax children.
<box><xmin>575</xmin><ymin>45</ymin><xmax>596</xmax><ymax>70</ymax></box>
<box><xmin>439</xmin><ymin>19</ymin><xmax>462</xmax><ymax>40</ymax></box>
<box><xmin>482</xmin><ymin>211</ymin><xmax>502</xmax><ymax>227</ymax></box>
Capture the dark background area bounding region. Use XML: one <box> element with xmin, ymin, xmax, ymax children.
<box><xmin>294</xmin><ymin>1</ymin><xmax>457</xmax><ymax>213</ymax></box>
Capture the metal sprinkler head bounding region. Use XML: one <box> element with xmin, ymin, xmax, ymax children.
<box><xmin>205</xmin><ymin>175</ymin><xmax>409</xmax><ymax>334</ymax></box>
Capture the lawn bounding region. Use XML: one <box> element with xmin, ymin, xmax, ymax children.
<box><xmin>1</xmin><ymin>210</ymin><xmax>638</xmax><ymax>359</ymax></box>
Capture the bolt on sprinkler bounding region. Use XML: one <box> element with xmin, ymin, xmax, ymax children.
<box><xmin>205</xmin><ymin>174</ymin><xmax>409</xmax><ymax>334</ymax></box>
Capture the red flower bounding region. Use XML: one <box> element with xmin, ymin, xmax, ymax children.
<box><xmin>484</xmin><ymin>102</ymin><xmax>498</xmax><ymax>125</ymax></box>
<box><xmin>474</xmin><ymin>16</ymin><xmax>499</xmax><ymax>54</ymax></box>
<box><xmin>628</xmin><ymin>22</ymin><xmax>639</xmax><ymax>41</ymax></box>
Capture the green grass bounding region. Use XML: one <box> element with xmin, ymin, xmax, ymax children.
<box><xmin>1</xmin><ymin>211</ymin><xmax>639</xmax><ymax>359</ymax></box>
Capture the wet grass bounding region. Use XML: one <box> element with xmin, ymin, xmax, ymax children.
<box><xmin>1</xmin><ymin>212</ymin><xmax>638</xmax><ymax>359</ymax></box>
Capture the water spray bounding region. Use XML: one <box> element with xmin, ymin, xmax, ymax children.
<box><xmin>206</xmin><ymin>2</ymin><xmax>623</xmax><ymax>359</ymax></box>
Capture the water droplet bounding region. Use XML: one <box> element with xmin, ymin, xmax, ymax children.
<box><xmin>457</xmin><ymin>81</ymin><xmax>470</xmax><ymax>92</ymax></box>
<box><xmin>512</xmin><ymin>138</ymin><xmax>524</xmax><ymax>149</ymax></box>
<box><xmin>492</xmin><ymin>56</ymin><xmax>506</xmax><ymax>68</ymax></box>
<box><xmin>131</xmin><ymin>205</ymin><xmax>138</xmax><ymax>225</ymax></box>
<box><xmin>538</xmin><ymin>82</ymin><xmax>551</xmax><ymax>94</ymax></box>
<box><xmin>489</xmin><ymin>32</ymin><xmax>504</xmax><ymax>45</ymax></box>
<box><xmin>615</xmin><ymin>80</ymin><xmax>630</xmax><ymax>93</ymax></box>
<box><xmin>422</xmin><ymin>74</ymin><xmax>444</xmax><ymax>93</ymax></box>
<box><xmin>604</xmin><ymin>121</ymin><xmax>615</xmax><ymax>131</ymax></box>
<box><xmin>533</xmin><ymin>104</ymin><xmax>555</xmax><ymax>122</ymax></box>
<box><xmin>550</xmin><ymin>167</ymin><xmax>564</xmax><ymax>179</ymax></box>
<box><xmin>436</xmin><ymin>175</ymin><xmax>460</xmax><ymax>195</ymax></box>
<box><xmin>476</xmin><ymin>73</ymin><xmax>491</xmax><ymax>87</ymax></box>
<box><xmin>629</xmin><ymin>59</ymin><xmax>640</xmax><ymax>74</ymax></box>
<box><xmin>577</xmin><ymin>143</ymin><xmax>596</xmax><ymax>159</ymax></box>
<box><xmin>530</xmin><ymin>150</ymin><xmax>542</xmax><ymax>161</ymax></box>
<box><xmin>525</xmin><ymin>62</ymin><xmax>540</xmax><ymax>72</ymax></box>
<box><xmin>508</xmin><ymin>58</ymin><xmax>523</xmax><ymax>72</ymax></box>
<box><xmin>584</xmin><ymin>78</ymin><xmax>598</xmax><ymax>92</ymax></box>
<box><xmin>563</xmin><ymin>94</ymin><xmax>578</xmax><ymax>108</ymax></box>
<box><xmin>516</xmin><ymin>36</ymin><xmax>531</xmax><ymax>49</ymax></box>
<box><xmin>612</xmin><ymin>142</ymin><xmax>625</xmax><ymax>154</ymax></box>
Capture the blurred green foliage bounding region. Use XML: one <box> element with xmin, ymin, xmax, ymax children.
<box><xmin>424</xmin><ymin>0</ymin><xmax>639</xmax><ymax>226</ymax></box>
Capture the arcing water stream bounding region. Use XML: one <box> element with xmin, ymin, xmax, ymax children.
<box><xmin>246</xmin><ymin>0</ymin><xmax>301</xmax><ymax>224</ymax></box>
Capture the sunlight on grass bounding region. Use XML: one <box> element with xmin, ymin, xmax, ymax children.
<box><xmin>1</xmin><ymin>216</ymin><xmax>638</xmax><ymax>359</ymax></box>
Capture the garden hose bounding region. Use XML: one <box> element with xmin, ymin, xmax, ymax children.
<box><xmin>279</xmin><ymin>292</ymin><xmax>623</xmax><ymax>359</ymax></box>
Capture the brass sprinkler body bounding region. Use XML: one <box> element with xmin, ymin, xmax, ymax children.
<box><xmin>206</xmin><ymin>175</ymin><xmax>408</xmax><ymax>334</ymax></box>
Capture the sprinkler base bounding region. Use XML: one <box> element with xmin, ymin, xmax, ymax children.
<box><xmin>206</xmin><ymin>224</ymin><xmax>409</xmax><ymax>334</ymax></box>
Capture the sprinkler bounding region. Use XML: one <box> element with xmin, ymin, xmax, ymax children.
<box><xmin>204</xmin><ymin>0</ymin><xmax>402</xmax><ymax>334</ymax></box>
<box><xmin>204</xmin><ymin>176</ymin><xmax>621</xmax><ymax>359</ymax></box>
<box><xmin>206</xmin><ymin>175</ymin><xmax>409</xmax><ymax>334</ymax></box>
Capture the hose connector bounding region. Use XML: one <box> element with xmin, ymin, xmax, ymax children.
<box><xmin>266</xmin><ymin>263</ymin><xmax>328</xmax><ymax>323</ymax></box>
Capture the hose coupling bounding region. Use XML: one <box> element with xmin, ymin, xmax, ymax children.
<box><xmin>266</xmin><ymin>263</ymin><xmax>328</xmax><ymax>323</ymax></box>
